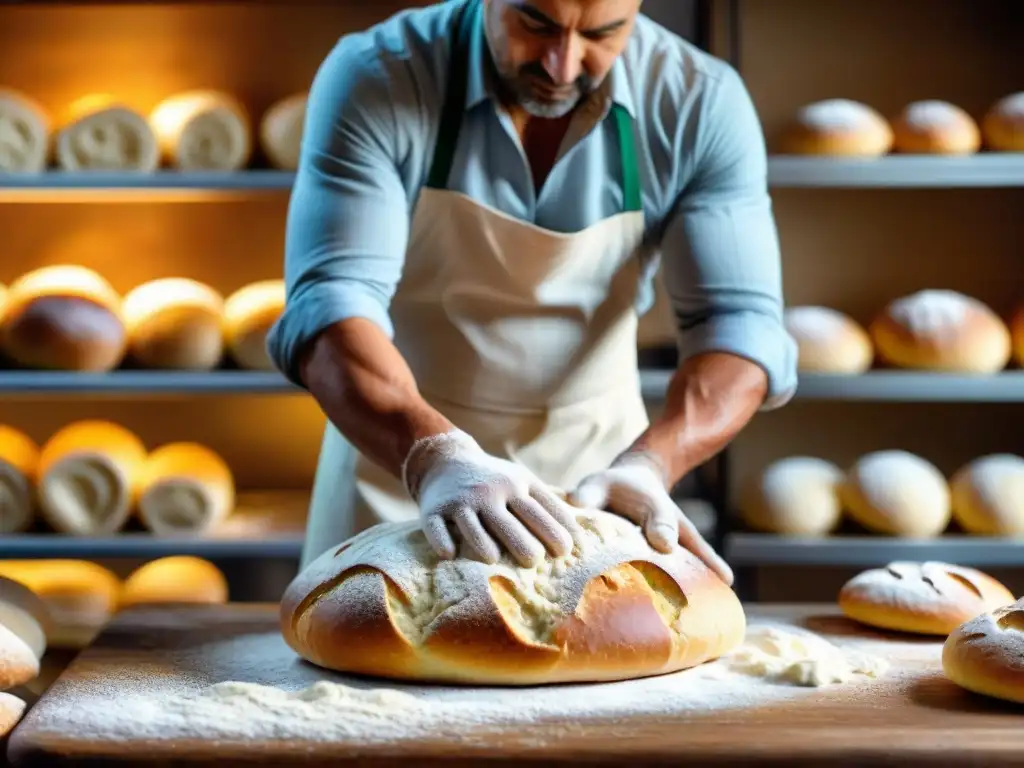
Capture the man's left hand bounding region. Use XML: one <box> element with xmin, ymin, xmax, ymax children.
<box><xmin>571</xmin><ymin>453</ymin><xmax>734</xmax><ymax>586</ymax></box>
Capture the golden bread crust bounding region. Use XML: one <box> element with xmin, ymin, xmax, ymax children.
<box><xmin>943</xmin><ymin>598</ymin><xmax>1024</xmax><ymax>703</ymax></box>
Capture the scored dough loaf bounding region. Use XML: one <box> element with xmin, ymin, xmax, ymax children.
<box><xmin>739</xmin><ymin>456</ymin><xmax>844</xmax><ymax>536</ymax></box>
<box><xmin>223</xmin><ymin>280</ymin><xmax>285</xmax><ymax>371</ymax></box>
<box><xmin>150</xmin><ymin>90</ymin><xmax>252</xmax><ymax>171</ymax></box>
<box><xmin>981</xmin><ymin>92</ymin><xmax>1024</xmax><ymax>152</ymax></box>
<box><xmin>0</xmin><ymin>426</ymin><xmax>39</xmax><ymax>535</ymax></box>
<box><xmin>891</xmin><ymin>100</ymin><xmax>981</xmax><ymax>155</ymax></box>
<box><xmin>281</xmin><ymin>510</ymin><xmax>745</xmax><ymax>686</ymax></box>
<box><xmin>122</xmin><ymin>278</ymin><xmax>225</xmax><ymax>370</ymax></box>
<box><xmin>778</xmin><ymin>99</ymin><xmax>893</xmax><ymax>156</ymax></box>
<box><xmin>950</xmin><ymin>454</ymin><xmax>1024</xmax><ymax>536</ymax></box>
<box><xmin>0</xmin><ymin>265</ymin><xmax>127</xmax><ymax>372</ymax></box>
<box><xmin>839</xmin><ymin>561</ymin><xmax>1015</xmax><ymax>636</ymax></box>
<box><xmin>840</xmin><ymin>450</ymin><xmax>951</xmax><ymax>537</ymax></box>
<box><xmin>784</xmin><ymin>306</ymin><xmax>874</xmax><ymax>374</ymax></box>
<box><xmin>37</xmin><ymin>420</ymin><xmax>148</xmax><ymax>536</ymax></box>
<box><xmin>0</xmin><ymin>88</ymin><xmax>50</xmax><ymax>173</ymax></box>
<box><xmin>0</xmin><ymin>576</ymin><xmax>50</xmax><ymax>661</ymax></box>
<box><xmin>943</xmin><ymin>598</ymin><xmax>1024</xmax><ymax>704</ymax></box>
<box><xmin>870</xmin><ymin>289</ymin><xmax>1011</xmax><ymax>373</ymax></box>
<box><xmin>55</xmin><ymin>95</ymin><xmax>159</xmax><ymax>172</ymax></box>
<box><xmin>259</xmin><ymin>93</ymin><xmax>307</xmax><ymax>171</ymax></box>
<box><xmin>0</xmin><ymin>692</ymin><xmax>25</xmax><ymax>738</ymax></box>
<box><xmin>137</xmin><ymin>443</ymin><xmax>234</xmax><ymax>536</ymax></box>
<box><xmin>120</xmin><ymin>556</ymin><xmax>228</xmax><ymax>608</ymax></box>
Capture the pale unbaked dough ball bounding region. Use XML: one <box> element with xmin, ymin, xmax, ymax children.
<box><xmin>739</xmin><ymin>457</ymin><xmax>844</xmax><ymax>535</ymax></box>
<box><xmin>840</xmin><ymin>450</ymin><xmax>951</xmax><ymax>537</ymax></box>
<box><xmin>891</xmin><ymin>100</ymin><xmax>981</xmax><ymax>155</ymax></box>
<box><xmin>950</xmin><ymin>454</ymin><xmax>1024</xmax><ymax>536</ymax></box>
<box><xmin>981</xmin><ymin>92</ymin><xmax>1024</xmax><ymax>152</ymax></box>
<box><xmin>779</xmin><ymin>99</ymin><xmax>893</xmax><ymax>156</ymax></box>
<box><xmin>784</xmin><ymin>306</ymin><xmax>873</xmax><ymax>373</ymax></box>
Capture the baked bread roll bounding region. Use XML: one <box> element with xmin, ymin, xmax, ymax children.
<box><xmin>0</xmin><ymin>426</ymin><xmax>39</xmax><ymax>535</ymax></box>
<box><xmin>122</xmin><ymin>278</ymin><xmax>224</xmax><ymax>370</ymax></box>
<box><xmin>137</xmin><ymin>443</ymin><xmax>234</xmax><ymax>536</ymax></box>
<box><xmin>0</xmin><ymin>693</ymin><xmax>25</xmax><ymax>738</ymax></box>
<box><xmin>0</xmin><ymin>265</ymin><xmax>127</xmax><ymax>372</ymax></box>
<box><xmin>840</xmin><ymin>450</ymin><xmax>951</xmax><ymax>537</ymax></box>
<box><xmin>55</xmin><ymin>95</ymin><xmax>159</xmax><ymax>172</ymax></box>
<box><xmin>0</xmin><ymin>621</ymin><xmax>38</xmax><ymax>690</ymax></box>
<box><xmin>37</xmin><ymin>420</ymin><xmax>147</xmax><ymax>536</ymax></box>
<box><xmin>150</xmin><ymin>90</ymin><xmax>252</xmax><ymax>171</ymax></box>
<box><xmin>0</xmin><ymin>560</ymin><xmax>121</xmax><ymax>648</ymax></box>
<box><xmin>891</xmin><ymin>100</ymin><xmax>981</xmax><ymax>155</ymax></box>
<box><xmin>0</xmin><ymin>576</ymin><xmax>50</xmax><ymax>660</ymax></box>
<box><xmin>839</xmin><ymin>561</ymin><xmax>1014</xmax><ymax>636</ymax></box>
<box><xmin>784</xmin><ymin>306</ymin><xmax>873</xmax><ymax>374</ymax></box>
<box><xmin>120</xmin><ymin>556</ymin><xmax>228</xmax><ymax>608</ymax></box>
<box><xmin>259</xmin><ymin>93</ymin><xmax>306</xmax><ymax>171</ymax></box>
<box><xmin>943</xmin><ymin>598</ymin><xmax>1024</xmax><ymax>704</ymax></box>
<box><xmin>281</xmin><ymin>510</ymin><xmax>745</xmax><ymax>686</ymax></box>
<box><xmin>223</xmin><ymin>280</ymin><xmax>285</xmax><ymax>371</ymax></box>
<box><xmin>778</xmin><ymin>99</ymin><xmax>893</xmax><ymax>156</ymax></box>
<box><xmin>981</xmin><ymin>92</ymin><xmax>1024</xmax><ymax>152</ymax></box>
<box><xmin>870</xmin><ymin>290</ymin><xmax>1011</xmax><ymax>373</ymax></box>
<box><xmin>950</xmin><ymin>454</ymin><xmax>1024</xmax><ymax>536</ymax></box>
<box><xmin>739</xmin><ymin>457</ymin><xmax>844</xmax><ymax>535</ymax></box>
<box><xmin>0</xmin><ymin>88</ymin><xmax>49</xmax><ymax>173</ymax></box>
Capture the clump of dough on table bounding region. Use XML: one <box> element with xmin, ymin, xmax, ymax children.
<box><xmin>943</xmin><ymin>597</ymin><xmax>1024</xmax><ymax>704</ymax></box>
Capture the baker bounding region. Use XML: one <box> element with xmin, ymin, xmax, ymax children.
<box><xmin>267</xmin><ymin>0</ymin><xmax>797</xmax><ymax>581</ymax></box>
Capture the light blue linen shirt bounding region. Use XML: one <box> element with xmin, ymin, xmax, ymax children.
<box><xmin>266</xmin><ymin>0</ymin><xmax>798</xmax><ymax>408</ymax></box>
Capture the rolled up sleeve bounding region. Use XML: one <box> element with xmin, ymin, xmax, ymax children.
<box><xmin>266</xmin><ymin>38</ymin><xmax>410</xmax><ymax>386</ymax></box>
<box><xmin>659</xmin><ymin>65</ymin><xmax>798</xmax><ymax>410</ymax></box>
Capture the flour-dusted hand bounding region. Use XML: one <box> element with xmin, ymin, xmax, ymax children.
<box><xmin>402</xmin><ymin>430</ymin><xmax>583</xmax><ymax>567</ymax></box>
<box><xmin>571</xmin><ymin>453</ymin><xmax>734</xmax><ymax>586</ymax></box>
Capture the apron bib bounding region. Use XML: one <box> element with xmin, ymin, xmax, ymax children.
<box><xmin>302</xmin><ymin>0</ymin><xmax>651</xmax><ymax>567</ymax></box>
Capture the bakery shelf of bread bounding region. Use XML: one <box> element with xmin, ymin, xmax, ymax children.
<box><xmin>768</xmin><ymin>154</ymin><xmax>1024</xmax><ymax>189</ymax></box>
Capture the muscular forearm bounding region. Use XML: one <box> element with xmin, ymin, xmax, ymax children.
<box><xmin>298</xmin><ymin>318</ymin><xmax>453</xmax><ymax>479</ymax></box>
<box><xmin>627</xmin><ymin>352</ymin><xmax>768</xmax><ymax>486</ymax></box>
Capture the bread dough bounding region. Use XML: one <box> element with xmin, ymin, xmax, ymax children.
<box><xmin>0</xmin><ymin>89</ymin><xmax>49</xmax><ymax>172</ymax></box>
<box><xmin>56</xmin><ymin>103</ymin><xmax>159</xmax><ymax>172</ymax></box>
<box><xmin>150</xmin><ymin>91</ymin><xmax>252</xmax><ymax>171</ymax></box>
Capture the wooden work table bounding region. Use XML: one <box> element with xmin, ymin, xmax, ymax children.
<box><xmin>7</xmin><ymin>602</ymin><xmax>1024</xmax><ymax>767</ymax></box>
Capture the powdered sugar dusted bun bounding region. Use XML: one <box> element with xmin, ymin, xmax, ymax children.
<box><xmin>891</xmin><ymin>100</ymin><xmax>980</xmax><ymax>155</ymax></box>
<box><xmin>784</xmin><ymin>306</ymin><xmax>873</xmax><ymax>373</ymax></box>
<box><xmin>0</xmin><ymin>692</ymin><xmax>25</xmax><ymax>737</ymax></box>
<box><xmin>950</xmin><ymin>454</ymin><xmax>1024</xmax><ymax>536</ymax></box>
<box><xmin>870</xmin><ymin>289</ymin><xmax>1011</xmax><ymax>373</ymax></box>
<box><xmin>981</xmin><ymin>92</ymin><xmax>1024</xmax><ymax>152</ymax></box>
<box><xmin>739</xmin><ymin>457</ymin><xmax>844</xmax><ymax>535</ymax></box>
<box><xmin>840</xmin><ymin>450</ymin><xmax>951</xmax><ymax>537</ymax></box>
<box><xmin>943</xmin><ymin>598</ymin><xmax>1024</xmax><ymax>703</ymax></box>
<box><xmin>281</xmin><ymin>510</ymin><xmax>745</xmax><ymax>686</ymax></box>
<box><xmin>779</xmin><ymin>99</ymin><xmax>893</xmax><ymax>156</ymax></box>
<box><xmin>840</xmin><ymin>561</ymin><xmax>1016</xmax><ymax>636</ymax></box>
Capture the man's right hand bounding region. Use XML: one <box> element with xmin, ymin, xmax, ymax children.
<box><xmin>403</xmin><ymin>430</ymin><xmax>583</xmax><ymax>567</ymax></box>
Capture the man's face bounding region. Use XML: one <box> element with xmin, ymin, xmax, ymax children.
<box><xmin>484</xmin><ymin>0</ymin><xmax>641</xmax><ymax>118</ymax></box>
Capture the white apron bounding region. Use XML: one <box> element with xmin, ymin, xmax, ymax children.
<box><xmin>301</xmin><ymin>0</ymin><xmax>652</xmax><ymax>568</ymax></box>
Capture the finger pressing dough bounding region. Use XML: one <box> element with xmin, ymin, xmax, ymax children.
<box><xmin>55</xmin><ymin>95</ymin><xmax>158</xmax><ymax>172</ymax></box>
<box><xmin>943</xmin><ymin>598</ymin><xmax>1024</xmax><ymax>704</ymax></box>
<box><xmin>0</xmin><ymin>692</ymin><xmax>25</xmax><ymax>737</ymax></box>
<box><xmin>150</xmin><ymin>90</ymin><xmax>252</xmax><ymax>171</ymax></box>
<box><xmin>950</xmin><ymin>454</ymin><xmax>1024</xmax><ymax>536</ymax></box>
<box><xmin>981</xmin><ymin>92</ymin><xmax>1024</xmax><ymax>152</ymax></box>
<box><xmin>0</xmin><ymin>426</ymin><xmax>39</xmax><ymax>535</ymax></box>
<box><xmin>784</xmin><ymin>306</ymin><xmax>873</xmax><ymax>374</ymax></box>
<box><xmin>0</xmin><ymin>88</ymin><xmax>49</xmax><ymax>173</ymax></box>
<box><xmin>739</xmin><ymin>457</ymin><xmax>844</xmax><ymax>535</ymax></box>
<box><xmin>137</xmin><ymin>443</ymin><xmax>234</xmax><ymax>536</ymax></box>
<box><xmin>37</xmin><ymin>421</ymin><xmax>147</xmax><ymax>536</ymax></box>
<box><xmin>223</xmin><ymin>280</ymin><xmax>285</xmax><ymax>370</ymax></box>
<box><xmin>840</xmin><ymin>450</ymin><xmax>951</xmax><ymax>537</ymax></box>
<box><xmin>259</xmin><ymin>93</ymin><xmax>306</xmax><ymax>170</ymax></box>
<box><xmin>122</xmin><ymin>278</ymin><xmax>225</xmax><ymax>370</ymax></box>
<box><xmin>891</xmin><ymin>100</ymin><xmax>981</xmax><ymax>155</ymax></box>
<box><xmin>870</xmin><ymin>289</ymin><xmax>1011</xmax><ymax>373</ymax></box>
<box><xmin>778</xmin><ymin>99</ymin><xmax>893</xmax><ymax>156</ymax></box>
<box><xmin>120</xmin><ymin>556</ymin><xmax>228</xmax><ymax>608</ymax></box>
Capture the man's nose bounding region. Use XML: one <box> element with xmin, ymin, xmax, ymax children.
<box><xmin>542</xmin><ymin>34</ymin><xmax>583</xmax><ymax>85</ymax></box>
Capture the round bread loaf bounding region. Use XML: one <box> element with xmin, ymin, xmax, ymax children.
<box><xmin>943</xmin><ymin>598</ymin><xmax>1024</xmax><ymax>704</ymax></box>
<box><xmin>259</xmin><ymin>94</ymin><xmax>306</xmax><ymax>171</ymax></box>
<box><xmin>891</xmin><ymin>100</ymin><xmax>980</xmax><ymax>155</ymax></box>
<box><xmin>137</xmin><ymin>443</ymin><xmax>234</xmax><ymax>536</ymax></box>
<box><xmin>0</xmin><ymin>621</ymin><xmax>38</xmax><ymax>690</ymax></box>
<box><xmin>870</xmin><ymin>290</ymin><xmax>1011</xmax><ymax>373</ymax></box>
<box><xmin>981</xmin><ymin>92</ymin><xmax>1024</xmax><ymax>152</ymax></box>
<box><xmin>222</xmin><ymin>280</ymin><xmax>285</xmax><ymax>371</ymax></box>
<box><xmin>55</xmin><ymin>95</ymin><xmax>158</xmax><ymax>172</ymax></box>
<box><xmin>0</xmin><ymin>426</ymin><xmax>39</xmax><ymax>535</ymax></box>
<box><xmin>784</xmin><ymin>306</ymin><xmax>873</xmax><ymax>374</ymax></box>
<box><xmin>0</xmin><ymin>265</ymin><xmax>127</xmax><ymax>372</ymax></box>
<box><xmin>840</xmin><ymin>450</ymin><xmax>951</xmax><ymax>537</ymax></box>
<box><xmin>280</xmin><ymin>510</ymin><xmax>745</xmax><ymax>685</ymax></box>
<box><xmin>839</xmin><ymin>561</ymin><xmax>1015</xmax><ymax>636</ymax></box>
<box><xmin>122</xmin><ymin>278</ymin><xmax>224</xmax><ymax>370</ymax></box>
<box><xmin>0</xmin><ymin>692</ymin><xmax>25</xmax><ymax>737</ymax></box>
<box><xmin>739</xmin><ymin>457</ymin><xmax>844</xmax><ymax>535</ymax></box>
<box><xmin>0</xmin><ymin>88</ymin><xmax>50</xmax><ymax>173</ymax></box>
<box><xmin>120</xmin><ymin>556</ymin><xmax>229</xmax><ymax>608</ymax></box>
<box><xmin>150</xmin><ymin>90</ymin><xmax>252</xmax><ymax>171</ymax></box>
<box><xmin>0</xmin><ymin>576</ymin><xmax>51</xmax><ymax>660</ymax></box>
<box><xmin>778</xmin><ymin>99</ymin><xmax>893</xmax><ymax>156</ymax></box>
<box><xmin>950</xmin><ymin>454</ymin><xmax>1024</xmax><ymax>536</ymax></box>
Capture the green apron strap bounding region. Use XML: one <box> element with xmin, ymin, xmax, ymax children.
<box><xmin>612</xmin><ymin>104</ymin><xmax>642</xmax><ymax>213</ymax></box>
